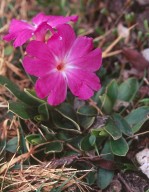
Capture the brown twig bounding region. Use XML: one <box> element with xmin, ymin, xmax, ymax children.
<box><xmin>118</xmin><ymin>173</ymin><xmax>134</xmax><ymax>192</ymax></box>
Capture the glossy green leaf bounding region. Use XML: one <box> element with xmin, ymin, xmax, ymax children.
<box><xmin>110</xmin><ymin>137</ymin><xmax>129</xmax><ymax>156</ymax></box>
<box><xmin>44</xmin><ymin>141</ymin><xmax>63</xmax><ymax>153</ymax></box>
<box><xmin>104</xmin><ymin>118</ymin><xmax>122</xmax><ymax>140</ymax></box>
<box><xmin>26</xmin><ymin>134</ymin><xmax>44</xmax><ymax>145</ymax></box>
<box><xmin>97</xmin><ymin>168</ymin><xmax>114</xmax><ymax>189</ymax></box>
<box><xmin>9</xmin><ymin>101</ymin><xmax>37</xmax><ymax>119</ymax></box>
<box><xmin>113</xmin><ymin>113</ymin><xmax>133</xmax><ymax>136</ymax></box>
<box><xmin>125</xmin><ymin>106</ymin><xmax>149</xmax><ymax>133</ymax></box>
<box><xmin>0</xmin><ymin>76</ymin><xmax>40</xmax><ymax>105</ymax></box>
<box><xmin>118</xmin><ymin>78</ymin><xmax>139</xmax><ymax>102</ymax></box>
<box><xmin>6</xmin><ymin>137</ymin><xmax>18</xmax><ymax>153</ymax></box>
<box><xmin>77</xmin><ymin>105</ymin><xmax>98</xmax><ymax>116</ymax></box>
<box><xmin>106</xmin><ymin>79</ymin><xmax>118</xmax><ymax>103</ymax></box>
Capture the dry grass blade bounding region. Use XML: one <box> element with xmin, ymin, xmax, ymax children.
<box><xmin>0</xmin><ymin>165</ymin><xmax>92</xmax><ymax>192</ymax></box>
<box><xmin>102</xmin><ymin>24</ymin><xmax>137</xmax><ymax>58</ymax></box>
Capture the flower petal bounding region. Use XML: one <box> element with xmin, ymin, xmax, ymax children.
<box><xmin>69</xmin><ymin>48</ymin><xmax>102</xmax><ymax>72</ymax></box>
<box><xmin>47</xmin><ymin>15</ymin><xmax>78</xmax><ymax>27</ymax></box>
<box><xmin>47</xmin><ymin>24</ymin><xmax>76</xmax><ymax>59</ymax></box>
<box><xmin>79</xmin><ymin>71</ymin><xmax>101</xmax><ymax>91</ymax></box>
<box><xmin>47</xmin><ymin>74</ymin><xmax>67</xmax><ymax>106</ymax></box>
<box><xmin>35</xmin><ymin>72</ymin><xmax>60</xmax><ymax>98</ymax></box>
<box><xmin>3</xmin><ymin>33</ymin><xmax>17</xmax><ymax>42</ymax></box>
<box><xmin>13</xmin><ymin>29</ymin><xmax>33</xmax><ymax>47</ymax></box>
<box><xmin>34</xmin><ymin>22</ymin><xmax>53</xmax><ymax>41</ymax></box>
<box><xmin>67</xmin><ymin>68</ymin><xmax>100</xmax><ymax>91</ymax></box>
<box><xmin>26</xmin><ymin>40</ymin><xmax>55</xmax><ymax>61</ymax></box>
<box><xmin>77</xmin><ymin>83</ymin><xmax>94</xmax><ymax>100</ymax></box>
<box><xmin>23</xmin><ymin>56</ymin><xmax>55</xmax><ymax>77</ymax></box>
<box><xmin>32</xmin><ymin>12</ymin><xmax>49</xmax><ymax>25</ymax></box>
<box><xmin>68</xmin><ymin>36</ymin><xmax>93</xmax><ymax>59</ymax></box>
<box><xmin>67</xmin><ymin>77</ymin><xmax>94</xmax><ymax>100</ymax></box>
<box><xmin>8</xmin><ymin>19</ymin><xmax>33</xmax><ymax>33</ymax></box>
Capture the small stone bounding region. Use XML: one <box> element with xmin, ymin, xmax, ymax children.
<box><xmin>136</xmin><ymin>148</ymin><xmax>149</xmax><ymax>178</ymax></box>
<box><xmin>136</xmin><ymin>0</ymin><xmax>149</xmax><ymax>5</ymax></box>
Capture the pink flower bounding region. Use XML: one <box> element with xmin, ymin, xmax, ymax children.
<box><xmin>3</xmin><ymin>13</ymin><xmax>78</xmax><ymax>47</ymax></box>
<box><xmin>23</xmin><ymin>24</ymin><xmax>102</xmax><ymax>106</ymax></box>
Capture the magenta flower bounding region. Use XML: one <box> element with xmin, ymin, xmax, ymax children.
<box><xmin>23</xmin><ymin>24</ymin><xmax>102</xmax><ymax>106</ymax></box>
<box><xmin>3</xmin><ymin>13</ymin><xmax>78</xmax><ymax>47</ymax></box>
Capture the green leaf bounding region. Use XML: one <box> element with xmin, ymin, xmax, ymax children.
<box><xmin>101</xmin><ymin>140</ymin><xmax>114</xmax><ymax>160</ymax></box>
<box><xmin>77</xmin><ymin>105</ymin><xmax>98</xmax><ymax>116</ymax></box>
<box><xmin>4</xmin><ymin>45</ymin><xmax>13</xmax><ymax>56</ymax></box>
<box><xmin>78</xmin><ymin>115</ymin><xmax>95</xmax><ymax>129</ymax></box>
<box><xmin>52</xmin><ymin>110</ymin><xmax>81</xmax><ymax>133</ymax></box>
<box><xmin>110</xmin><ymin>137</ymin><xmax>129</xmax><ymax>156</ymax></box>
<box><xmin>9</xmin><ymin>101</ymin><xmax>37</xmax><ymax>119</ymax></box>
<box><xmin>38</xmin><ymin>103</ymin><xmax>49</xmax><ymax>121</ymax></box>
<box><xmin>80</xmin><ymin>135</ymin><xmax>94</xmax><ymax>151</ymax></box>
<box><xmin>145</xmin><ymin>189</ymin><xmax>149</xmax><ymax>192</ymax></box>
<box><xmin>97</xmin><ymin>140</ymin><xmax>114</xmax><ymax>189</ymax></box>
<box><xmin>0</xmin><ymin>76</ymin><xmax>40</xmax><ymax>105</ymax></box>
<box><xmin>19</xmin><ymin>119</ymin><xmax>29</xmax><ymax>154</ymax></box>
<box><xmin>40</xmin><ymin>124</ymin><xmax>55</xmax><ymax>136</ymax></box>
<box><xmin>86</xmin><ymin>171</ymin><xmax>96</xmax><ymax>185</ymax></box>
<box><xmin>98</xmin><ymin>129</ymin><xmax>109</xmax><ymax>137</ymax></box>
<box><xmin>57</xmin><ymin>103</ymin><xmax>78</xmax><ymax>122</ymax></box>
<box><xmin>89</xmin><ymin>135</ymin><xmax>96</xmax><ymax>146</ymax></box>
<box><xmin>106</xmin><ymin>79</ymin><xmax>118</xmax><ymax>103</ymax></box>
<box><xmin>125</xmin><ymin>106</ymin><xmax>149</xmax><ymax>133</ymax></box>
<box><xmin>55</xmin><ymin>103</ymin><xmax>80</xmax><ymax>131</ymax></box>
<box><xmin>118</xmin><ymin>78</ymin><xmax>139</xmax><ymax>102</ymax></box>
<box><xmin>97</xmin><ymin>168</ymin><xmax>114</xmax><ymax>189</ymax></box>
<box><xmin>122</xmin><ymin>163</ymin><xmax>137</xmax><ymax>172</ymax></box>
<box><xmin>44</xmin><ymin>141</ymin><xmax>63</xmax><ymax>153</ymax></box>
<box><xmin>6</xmin><ymin>137</ymin><xmax>18</xmax><ymax>153</ymax></box>
<box><xmin>104</xmin><ymin>118</ymin><xmax>122</xmax><ymax>140</ymax></box>
<box><xmin>113</xmin><ymin>113</ymin><xmax>133</xmax><ymax>136</ymax></box>
<box><xmin>92</xmin><ymin>88</ymin><xmax>103</xmax><ymax>103</ymax></box>
<box><xmin>24</xmin><ymin>89</ymin><xmax>45</xmax><ymax>104</ymax></box>
<box><xmin>139</xmin><ymin>98</ymin><xmax>149</xmax><ymax>105</ymax></box>
<box><xmin>99</xmin><ymin>94</ymin><xmax>113</xmax><ymax>114</ymax></box>
<box><xmin>26</xmin><ymin>134</ymin><xmax>44</xmax><ymax>145</ymax></box>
